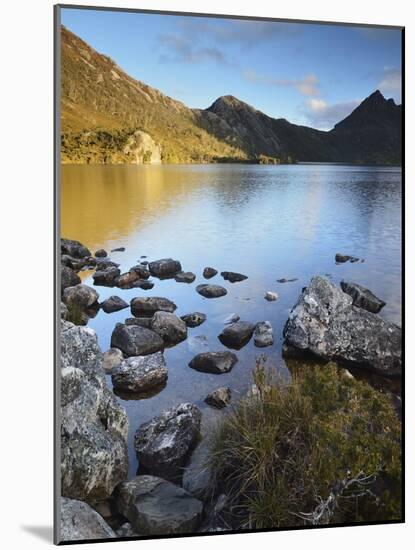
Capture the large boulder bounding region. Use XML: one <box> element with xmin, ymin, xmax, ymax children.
<box><xmin>181</xmin><ymin>312</ymin><xmax>207</xmax><ymax>328</ymax></box>
<box><xmin>150</xmin><ymin>311</ymin><xmax>188</xmax><ymax>346</ymax></box>
<box><xmin>130</xmin><ymin>296</ymin><xmax>177</xmax><ymax>317</ymax></box>
<box><xmin>101</xmin><ymin>295</ymin><xmax>128</xmax><ymax>314</ymax></box>
<box><xmin>283</xmin><ymin>276</ymin><xmax>402</xmax><ymax>377</ymax></box>
<box><xmin>114</xmin><ymin>476</ymin><xmax>202</xmax><ymax>535</ymax></box>
<box><xmin>340</xmin><ymin>280</ymin><xmax>386</xmax><ymax>313</ymax></box>
<box><xmin>254</xmin><ymin>321</ymin><xmax>274</xmax><ymax>347</ymax></box>
<box><xmin>61</xmin><ymin>266</ymin><xmax>81</xmax><ymax>294</ymax></box>
<box><xmin>92</xmin><ymin>267</ymin><xmax>121</xmax><ymax>287</ymax></box>
<box><xmin>63</xmin><ymin>284</ymin><xmax>99</xmax><ymax>310</ymax></box>
<box><xmin>218</xmin><ymin>321</ymin><xmax>255</xmax><ymax>350</ymax></box>
<box><xmin>134</xmin><ymin>403</ymin><xmax>201</xmax><ymax>479</ymax></box>
<box><xmin>60</xmin><ymin>497</ymin><xmax>115</xmax><ymax>542</ymax></box>
<box><xmin>112</xmin><ymin>353</ymin><xmax>167</xmax><ymax>393</ymax></box>
<box><xmin>196</xmin><ymin>284</ymin><xmax>227</xmax><ymax>298</ymax></box>
<box><xmin>111</xmin><ymin>323</ymin><xmax>164</xmax><ymax>356</ymax></box>
<box><xmin>221</xmin><ymin>271</ymin><xmax>248</xmax><ymax>283</ymax></box>
<box><xmin>61</xmin><ymin>238</ymin><xmax>91</xmax><ymax>259</ymax></box>
<box><xmin>148</xmin><ymin>258</ymin><xmax>182</xmax><ymax>278</ymax></box>
<box><xmin>188</xmin><ymin>351</ymin><xmax>238</xmax><ymax>374</ymax></box>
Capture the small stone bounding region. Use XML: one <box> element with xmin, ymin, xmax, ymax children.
<box><xmin>111</xmin><ymin>247</ymin><xmax>126</xmax><ymax>252</ymax></box>
<box><xmin>196</xmin><ymin>284</ymin><xmax>227</xmax><ymax>298</ymax></box>
<box><xmin>221</xmin><ymin>271</ymin><xmax>248</xmax><ymax>283</ymax></box>
<box><xmin>181</xmin><ymin>312</ymin><xmax>207</xmax><ymax>328</ymax></box>
<box><xmin>218</xmin><ymin>321</ymin><xmax>255</xmax><ymax>350</ymax></box>
<box><xmin>95</xmin><ymin>249</ymin><xmax>108</xmax><ymax>258</ymax></box>
<box><xmin>112</xmin><ymin>352</ymin><xmax>167</xmax><ymax>393</ymax></box>
<box><xmin>129</xmin><ymin>265</ymin><xmax>150</xmax><ymax>279</ymax></box>
<box><xmin>203</xmin><ymin>267</ymin><xmax>218</xmax><ymax>279</ymax></box>
<box><xmin>205</xmin><ymin>387</ymin><xmax>231</xmax><ymax>408</ymax></box>
<box><xmin>101</xmin><ymin>296</ymin><xmax>129</xmax><ymax>314</ymax></box>
<box><xmin>189</xmin><ymin>351</ymin><xmax>238</xmax><ymax>374</ymax></box>
<box><xmin>102</xmin><ymin>348</ymin><xmax>124</xmax><ymax>373</ymax></box>
<box><xmin>265</xmin><ymin>291</ymin><xmax>278</xmax><ymax>301</ymax></box>
<box><xmin>175</xmin><ymin>271</ymin><xmax>196</xmax><ymax>283</ymax></box>
<box><xmin>125</xmin><ymin>317</ymin><xmax>153</xmax><ymax>328</ymax></box>
<box><xmin>61</xmin><ymin>238</ymin><xmax>91</xmax><ymax>259</ymax></box>
<box><xmin>276</xmin><ymin>277</ymin><xmax>298</xmax><ymax>283</ymax></box>
<box><xmin>254</xmin><ymin>321</ymin><xmax>274</xmax><ymax>347</ymax></box>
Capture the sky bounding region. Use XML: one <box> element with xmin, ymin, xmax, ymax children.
<box><xmin>61</xmin><ymin>7</ymin><xmax>402</xmax><ymax>130</ymax></box>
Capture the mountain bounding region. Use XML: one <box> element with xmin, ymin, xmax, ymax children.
<box><xmin>60</xmin><ymin>26</ymin><xmax>402</xmax><ymax>165</ymax></box>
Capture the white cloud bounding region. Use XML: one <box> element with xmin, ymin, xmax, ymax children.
<box><xmin>378</xmin><ymin>66</ymin><xmax>401</xmax><ymax>101</ymax></box>
<box><xmin>243</xmin><ymin>70</ymin><xmax>320</xmax><ymax>97</ymax></box>
<box><xmin>303</xmin><ymin>98</ymin><xmax>360</xmax><ymax>130</ymax></box>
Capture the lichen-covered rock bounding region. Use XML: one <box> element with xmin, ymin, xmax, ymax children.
<box><xmin>265</xmin><ymin>291</ymin><xmax>278</xmax><ymax>301</ymax></box>
<box><xmin>148</xmin><ymin>258</ymin><xmax>182</xmax><ymax>278</ymax></box>
<box><xmin>283</xmin><ymin>276</ymin><xmax>402</xmax><ymax>377</ymax></box>
<box><xmin>114</xmin><ymin>476</ymin><xmax>202</xmax><ymax>535</ymax></box>
<box><xmin>60</xmin><ymin>497</ymin><xmax>115</xmax><ymax>542</ymax></box>
<box><xmin>92</xmin><ymin>267</ymin><xmax>121</xmax><ymax>287</ymax></box>
<box><xmin>150</xmin><ymin>311</ymin><xmax>187</xmax><ymax>346</ymax></box>
<box><xmin>205</xmin><ymin>387</ymin><xmax>231</xmax><ymax>408</ymax></box>
<box><xmin>188</xmin><ymin>351</ymin><xmax>238</xmax><ymax>374</ymax></box>
<box><xmin>181</xmin><ymin>312</ymin><xmax>207</xmax><ymax>328</ymax></box>
<box><xmin>111</xmin><ymin>323</ymin><xmax>164</xmax><ymax>356</ymax></box>
<box><xmin>61</xmin><ymin>266</ymin><xmax>81</xmax><ymax>294</ymax></box>
<box><xmin>102</xmin><ymin>348</ymin><xmax>124</xmax><ymax>373</ymax></box>
<box><xmin>340</xmin><ymin>280</ymin><xmax>386</xmax><ymax>313</ymax></box>
<box><xmin>61</xmin><ymin>320</ymin><xmax>103</xmax><ymax>380</ymax></box>
<box><xmin>218</xmin><ymin>321</ymin><xmax>255</xmax><ymax>350</ymax></box>
<box><xmin>196</xmin><ymin>284</ymin><xmax>227</xmax><ymax>298</ymax></box>
<box><xmin>101</xmin><ymin>295</ymin><xmax>128</xmax><ymax>314</ymax></box>
<box><xmin>112</xmin><ymin>353</ymin><xmax>167</xmax><ymax>393</ymax></box>
<box><xmin>63</xmin><ymin>284</ymin><xmax>99</xmax><ymax>310</ymax></box>
<box><xmin>203</xmin><ymin>267</ymin><xmax>218</xmax><ymax>279</ymax></box>
<box><xmin>61</xmin><ymin>238</ymin><xmax>91</xmax><ymax>259</ymax></box>
<box><xmin>221</xmin><ymin>271</ymin><xmax>248</xmax><ymax>283</ymax></box>
<box><xmin>130</xmin><ymin>296</ymin><xmax>177</xmax><ymax>317</ymax></box>
<box><xmin>254</xmin><ymin>321</ymin><xmax>274</xmax><ymax>347</ymax></box>
<box><xmin>134</xmin><ymin>403</ymin><xmax>201</xmax><ymax>479</ymax></box>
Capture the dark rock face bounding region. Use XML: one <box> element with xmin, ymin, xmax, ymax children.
<box><xmin>283</xmin><ymin>276</ymin><xmax>402</xmax><ymax>377</ymax></box>
<box><xmin>340</xmin><ymin>280</ymin><xmax>386</xmax><ymax>313</ymax></box>
<box><xmin>63</xmin><ymin>284</ymin><xmax>99</xmax><ymax>310</ymax></box>
<box><xmin>221</xmin><ymin>271</ymin><xmax>248</xmax><ymax>283</ymax></box>
<box><xmin>94</xmin><ymin>249</ymin><xmax>107</xmax><ymax>258</ymax></box>
<box><xmin>254</xmin><ymin>321</ymin><xmax>274</xmax><ymax>347</ymax></box>
<box><xmin>61</xmin><ymin>238</ymin><xmax>91</xmax><ymax>259</ymax></box>
<box><xmin>101</xmin><ymin>295</ymin><xmax>129</xmax><ymax>314</ymax></box>
<box><xmin>111</xmin><ymin>323</ymin><xmax>164</xmax><ymax>357</ymax></box>
<box><xmin>150</xmin><ymin>311</ymin><xmax>188</xmax><ymax>346</ymax></box>
<box><xmin>93</xmin><ymin>267</ymin><xmax>121</xmax><ymax>287</ymax></box>
<box><xmin>189</xmin><ymin>351</ymin><xmax>238</xmax><ymax>374</ymax></box>
<box><xmin>218</xmin><ymin>321</ymin><xmax>255</xmax><ymax>350</ymax></box>
<box><xmin>129</xmin><ymin>265</ymin><xmax>151</xmax><ymax>279</ymax></box>
<box><xmin>196</xmin><ymin>284</ymin><xmax>227</xmax><ymax>298</ymax></box>
<box><xmin>61</xmin><ymin>266</ymin><xmax>81</xmax><ymax>294</ymax></box>
<box><xmin>134</xmin><ymin>403</ymin><xmax>201</xmax><ymax>479</ymax></box>
<box><xmin>205</xmin><ymin>387</ymin><xmax>231</xmax><ymax>408</ymax></box>
<box><xmin>114</xmin><ymin>476</ymin><xmax>202</xmax><ymax>535</ymax></box>
<box><xmin>125</xmin><ymin>317</ymin><xmax>153</xmax><ymax>328</ymax></box>
<box><xmin>174</xmin><ymin>271</ymin><xmax>196</xmax><ymax>283</ymax></box>
<box><xmin>203</xmin><ymin>267</ymin><xmax>218</xmax><ymax>279</ymax></box>
<box><xmin>148</xmin><ymin>258</ymin><xmax>182</xmax><ymax>278</ymax></box>
<box><xmin>131</xmin><ymin>280</ymin><xmax>154</xmax><ymax>290</ymax></box>
<box><xmin>130</xmin><ymin>297</ymin><xmax>177</xmax><ymax>317</ymax></box>
<box><xmin>60</xmin><ymin>497</ymin><xmax>115</xmax><ymax>541</ymax></box>
<box><xmin>181</xmin><ymin>312</ymin><xmax>207</xmax><ymax>328</ymax></box>
<box><xmin>112</xmin><ymin>353</ymin><xmax>167</xmax><ymax>393</ymax></box>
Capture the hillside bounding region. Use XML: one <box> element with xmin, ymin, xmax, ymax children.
<box><xmin>60</xmin><ymin>26</ymin><xmax>402</xmax><ymax>165</ymax></box>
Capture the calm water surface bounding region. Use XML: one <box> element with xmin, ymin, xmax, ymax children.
<box><xmin>61</xmin><ymin>163</ymin><xmax>402</xmax><ymax>477</ymax></box>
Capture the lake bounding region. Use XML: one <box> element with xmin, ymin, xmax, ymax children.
<box><xmin>61</xmin><ymin>163</ymin><xmax>402</xmax><ymax>478</ymax></box>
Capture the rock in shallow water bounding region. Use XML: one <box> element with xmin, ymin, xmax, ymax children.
<box><xmin>60</xmin><ymin>497</ymin><xmax>115</xmax><ymax>541</ymax></box>
<box><xmin>149</xmin><ymin>258</ymin><xmax>182</xmax><ymax>278</ymax></box>
<box><xmin>114</xmin><ymin>476</ymin><xmax>202</xmax><ymax>535</ymax></box>
<box><xmin>189</xmin><ymin>351</ymin><xmax>238</xmax><ymax>374</ymax></box>
<box><xmin>94</xmin><ymin>249</ymin><xmax>107</xmax><ymax>258</ymax></box>
<box><xmin>150</xmin><ymin>311</ymin><xmax>188</xmax><ymax>346</ymax></box>
<box><xmin>181</xmin><ymin>312</ymin><xmax>207</xmax><ymax>327</ymax></box>
<box><xmin>265</xmin><ymin>291</ymin><xmax>278</xmax><ymax>301</ymax></box>
<box><xmin>111</xmin><ymin>323</ymin><xmax>164</xmax><ymax>357</ymax></box>
<box><xmin>203</xmin><ymin>267</ymin><xmax>218</xmax><ymax>279</ymax></box>
<box><xmin>221</xmin><ymin>271</ymin><xmax>248</xmax><ymax>283</ymax></box>
<box><xmin>254</xmin><ymin>321</ymin><xmax>274</xmax><ymax>347</ymax></box>
<box><xmin>61</xmin><ymin>238</ymin><xmax>91</xmax><ymax>259</ymax></box>
<box><xmin>102</xmin><ymin>348</ymin><xmax>124</xmax><ymax>373</ymax></box>
<box><xmin>63</xmin><ymin>284</ymin><xmax>99</xmax><ymax>310</ymax></box>
<box><xmin>340</xmin><ymin>280</ymin><xmax>386</xmax><ymax>313</ymax></box>
<box><xmin>93</xmin><ymin>267</ymin><xmax>121</xmax><ymax>287</ymax></box>
<box><xmin>131</xmin><ymin>296</ymin><xmax>177</xmax><ymax>317</ymax></box>
<box><xmin>174</xmin><ymin>271</ymin><xmax>196</xmax><ymax>283</ymax></box>
<box><xmin>61</xmin><ymin>266</ymin><xmax>81</xmax><ymax>294</ymax></box>
<box><xmin>277</xmin><ymin>277</ymin><xmax>298</xmax><ymax>283</ymax></box>
<box><xmin>196</xmin><ymin>284</ymin><xmax>227</xmax><ymax>298</ymax></box>
<box><xmin>112</xmin><ymin>352</ymin><xmax>167</xmax><ymax>393</ymax></box>
<box><xmin>205</xmin><ymin>387</ymin><xmax>231</xmax><ymax>408</ymax></box>
<box><xmin>101</xmin><ymin>295</ymin><xmax>128</xmax><ymax>314</ymax></box>
<box><xmin>218</xmin><ymin>321</ymin><xmax>255</xmax><ymax>350</ymax></box>
<box><xmin>283</xmin><ymin>276</ymin><xmax>402</xmax><ymax>377</ymax></box>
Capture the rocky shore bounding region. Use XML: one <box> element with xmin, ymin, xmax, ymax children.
<box><xmin>59</xmin><ymin>238</ymin><xmax>401</xmax><ymax>541</ymax></box>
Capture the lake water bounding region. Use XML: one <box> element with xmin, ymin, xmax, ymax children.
<box><xmin>61</xmin><ymin>163</ymin><xmax>402</xmax><ymax>478</ymax></box>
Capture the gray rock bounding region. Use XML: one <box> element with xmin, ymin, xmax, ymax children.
<box><xmin>181</xmin><ymin>312</ymin><xmax>207</xmax><ymax>327</ymax></box>
<box><xmin>148</xmin><ymin>258</ymin><xmax>182</xmax><ymax>278</ymax></box>
<box><xmin>131</xmin><ymin>296</ymin><xmax>177</xmax><ymax>317</ymax></box>
<box><xmin>129</xmin><ymin>265</ymin><xmax>150</xmax><ymax>279</ymax></box>
<box><xmin>223</xmin><ymin>313</ymin><xmax>240</xmax><ymax>324</ymax></box>
<box><xmin>340</xmin><ymin>280</ymin><xmax>386</xmax><ymax>313</ymax></box>
<box><xmin>175</xmin><ymin>271</ymin><xmax>196</xmax><ymax>283</ymax></box>
<box><xmin>277</xmin><ymin>277</ymin><xmax>298</xmax><ymax>283</ymax></box>
<box><xmin>60</xmin><ymin>320</ymin><xmax>103</xmax><ymax>379</ymax></box>
<box><xmin>95</xmin><ymin>258</ymin><xmax>120</xmax><ymax>270</ymax></box>
<box><xmin>254</xmin><ymin>321</ymin><xmax>274</xmax><ymax>347</ymax></box>
<box><xmin>203</xmin><ymin>267</ymin><xmax>218</xmax><ymax>279</ymax></box>
<box><xmin>102</xmin><ymin>348</ymin><xmax>124</xmax><ymax>374</ymax></box>
<box><xmin>335</xmin><ymin>253</ymin><xmax>360</xmax><ymax>263</ymax></box>
<box><xmin>125</xmin><ymin>317</ymin><xmax>153</xmax><ymax>328</ymax></box>
<box><xmin>130</xmin><ymin>280</ymin><xmax>154</xmax><ymax>290</ymax></box>
<box><xmin>283</xmin><ymin>276</ymin><xmax>402</xmax><ymax>377</ymax></box>
<box><xmin>265</xmin><ymin>291</ymin><xmax>278</xmax><ymax>301</ymax></box>
<box><xmin>101</xmin><ymin>296</ymin><xmax>128</xmax><ymax>314</ymax></box>
<box><xmin>61</xmin><ymin>266</ymin><xmax>81</xmax><ymax>294</ymax></box>
<box><xmin>93</xmin><ymin>267</ymin><xmax>121</xmax><ymax>287</ymax></box>
<box><xmin>61</xmin><ymin>254</ymin><xmax>74</xmax><ymax>268</ymax></box>
<box><xmin>150</xmin><ymin>311</ymin><xmax>188</xmax><ymax>346</ymax></box>
<box><xmin>111</xmin><ymin>247</ymin><xmax>126</xmax><ymax>252</ymax></box>
<box><xmin>134</xmin><ymin>403</ymin><xmax>201</xmax><ymax>479</ymax></box>
<box><xmin>221</xmin><ymin>271</ymin><xmax>248</xmax><ymax>283</ymax></box>
<box><xmin>95</xmin><ymin>249</ymin><xmax>108</xmax><ymax>258</ymax></box>
<box><xmin>111</xmin><ymin>323</ymin><xmax>164</xmax><ymax>357</ymax></box>
<box><xmin>115</xmin><ymin>523</ymin><xmax>139</xmax><ymax>537</ymax></box>
<box><xmin>182</xmin><ymin>440</ymin><xmax>212</xmax><ymax>500</ymax></box>
<box><xmin>205</xmin><ymin>387</ymin><xmax>231</xmax><ymax>408</ymax></box>
<box><xmin>196</xmin><ymin>284</ymin><xmax>227</xmax><ymax>298</ymax></box>
<box><xmin>189</xmin><ymin>351</ymin><xmax>238</xmax><ymax>374</ymax></box>
<box><xmin>61</xmin><ymin>301</ymin><xmax>68</xmax><ymax>320</ymax></box>
<box><xmin>63</xmin><ymin>284</ymin><xmax>99</xmax><ymax>310</ymax></box>
<box><xmin>114</xmin><ymin>476</ymin><xmax>202</xmax><ymax>535</ymax></box>
<box><xmin>60</xmin><ymin>497</ymin><xmax>115</xmax><ymax>542</ymax></box>
<box><xmin>61</xmin><ymin>238</ymin><xmax>91</xmax><ymax>259</ymax></box>
<box><xmin>115</xmin><ymin>271</ymin><xmax>141</xmax><ymax>288</ymax></box>
<box><xmin>218</xmin><ymin>321</ymin><xmax>255</xmax><ymax>350</ymax></box>
<box><xmin>112</xmin><ymin>353</ymin><xmax>167</xmax><ymax>393</ymax></box>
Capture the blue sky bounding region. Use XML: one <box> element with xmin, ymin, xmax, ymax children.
<box><xmin>61</xmin><ymin>7</ymin><xmax>402</xmax><ymax>130</ymax></box>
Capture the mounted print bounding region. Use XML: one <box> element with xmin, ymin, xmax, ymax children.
<box><xmin>54</xmin><ymin>4</ymin><xmax>404</xmax><ymax>544</ymax></box>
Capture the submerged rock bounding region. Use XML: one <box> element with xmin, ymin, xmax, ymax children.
<box><xmin>112</xmin><ymin>353</ymin><xmax>167</xmax><ymax>393</ymax></box>
<box><xmin>196</xmin><ymin>284</ymin><xmax>227</xmax><ymax>298</ymax></box>
<box><xmin>150</xmin><ymin>311</ymin><xmax>188</xmax><ymax>346</ymax></box>
<box><xmin>61</xmin><ymin>238</ymin><xmax>91</xmax><ymax>259</ymax></box>
<box><xmin>223</xmin><ymin>313</ymin><xmax>240</xmax><ymax>324</ymax></box>
<box><xmin>134</xmin><ymin>403</ymin><xmax>201</xmax><ymax>479</ymax></box>
<box><xmin>221</xmin><ymin>271</ymin><xmax>248</xmax><ymax>283</ymax></box>
<box><xmin>181</xmin><ymin>312</ymin><xmax>207</xmax><ymax>328</ymax></box>
<box><xmin>63</xmin><ymin>284</ymin><xmax>99</xmax><ymax>310</ymax></box>
<box><xmin>189</xmin><ymin>351</ymin><xmax>238</xmax><ymax>374</ymax></box>
<box><xmin>93</xmin><ymin>267</ymin><xmax>121</xmax><ymax>287</ymax></box>
<box><xmin>218</xmin><ymin>321</ymin><xmax>255</xmax><ymax>350</ymax></box>
<box><xmin>131</xmin><ymin>296</ymin><xmax>177</xmax><ymax>317</ymax></box>
<box><xmin>111</xmin><ymin>323</ymin><xmax>164</xmax><ymax>357</ymax></box>
<box><xmin>102</xmin><ymin>348</ymin><xmax>124</xmax><ymax>373</ymax></box>
<box><xmin>340</xmin><ymin>280</ymin><xmax>386</xmax><ymax>313</ymax></box>
<box><xmin>114</xmin><ymin>476</ymin><xmax>202</xmax><ymax>535</ymax></box>
<box><xmin>174</xmin><ymin>271</ymin><xmax>196</xmax><ymax>283</ymax></box>
<box><xmin>264</xmin><ymin>291</ymin><xmax>278</xmax><ymax>301</ymax></box>
<box><xmin>277</xmin><ymin>277</ymin><xmax>298</xmax><ymax>283</ymax></box>
<box><xmin>203</xmin><ymin>267</ymin><xmax>218</xmax><ymax>279</ymax></box>
<box><xmin>335</xmin><ymin>253</ymin><xmax>360</xmax><ymax>263</ymax></box>
<box><xmin>60</xmin><ymin>497</ymin><xmax>115</xmax><ymax>542</ymax></box>
<box><xmin>254</xmin><ymin>321</ymin><xmax>274</xmax><ymax>347</ymax></box>
<box><xmin>205</xmin><ymin>387</ymin><xmax>231</xmax><ymax>408</ymax></box>
<box><xmin>101</xmin><ymin>295</ymin><xmax>128</xmax><ymax>314</ymax></box>
<box><xmin>94</xmin><ymin>249</ymin><xmax>108</xmax><ymax>258</ymax></box>
<box><xmin>111</xmin><ymin>247</ymin><xmax>126</xmax><ymax>252</ymax></box>
<box><xmin>148</xmin><ymin>258</ymin><xmax>182</xmax><ymax>278</ymax></box>
<box><xmin>283</xmin><ymin>276</ymin><xmax>402</xmax><ymax>377</ymax></box>
<box><xmin>61</xmin><ymin>266</ymin><xmax>81</xmax><ymax>294</ymax></box>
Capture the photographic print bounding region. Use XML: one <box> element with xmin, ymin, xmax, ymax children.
<box><xmin>55</xmin><ymin>4</ymin><xmax>403</xmax><ymax>544</ymax></box>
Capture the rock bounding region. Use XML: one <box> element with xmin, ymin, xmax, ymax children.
<box><xmin>205</xmin><ymin>387</ymin><xmax>231</xmax><ymax>408</ymax></box>
<box><xmin>95</xmin><ymin>249</ymin><xmax>107</xmax><ymax>258</ymax></box>
<box><xmin>189</xmin><ymin>351</ymin><xmax>238</xmax><ymax>374</ymax></box>
<box><xmin>182</xmin><ymin>440</ymin><xmax>212</xmax><ymax>500</ymax></box>
<box><xmin>148</xmin><ymin>258</ymin><xmax>182</xmax><ymax>278</ymax></box>
<box><xmin>61</xmin><ymin>254</ymin><xmax>74</xmax><ymax>268</ymax></box>
<box><xmin>115</xmin><ymin>523</ymin><xmax>138</xmax><ymax>537</ymax></box>
<box><xmin>115</xmin><ymin>271</ymin><xmax>140</xmax><ymax>288</ymax></box>
<box><xmin>60</xmin><ymin>497</ymin><xmax>115</xmax><ymax>541</ymax></box>
<box><xmin>101</xmin><ymin>296</ymin><xmax>128</xmax><ymax>314</ymax></box>
<box><xmin>131</xmin><ymin>280</ymin><xmax>154</xmax><ymax>290</ymax></box>
<box><xmin>203</xmin><ymin>267</ymin><xmax>218</xmax><ymax>279</ymax></box>
<box><xmin>175</xmin><ymin>271</ymin><xmax>196</xmax><ymax>283</ymax></box>
<box><xmin>340</xmin><ymin>280</ymin><xmax>386</xmax><ymax>313</ymax></box>
<box><xmin>254</xmin><ymin>321</ymin><xmax>274</xmax><ymax>347</ymax></box>
<box><xmin>265</xmin><ymin>291</ymin><xmax>278</xmax><ymax>301</ymax></box>
<box><xmin>61</xmin><ymin>238</ymin><xmax>91</xmax><ymax>259</ymax></box>
<box><xmin>63</xmin><ymin>284</ymin><xmax>99</xmax><ymax>310</ymax></box>
<box><xmin>111</xmin><ymin>247</ymin><xmax>126</xmax><ymax>252</ymax></box>
<box><xmin>129</xmin><ymin>265</ymin><xmax>150</xmax><ymax>279</ymax></box>
<box><xmin>196</xmin><ymin>284</ymin><xmax>227</xmax><ymax>298</ymax></box>
<box><xmin>95</xmin><ymin>258</ymin><xmax>120</xmax><ymax>270</ymax></box>
<box><xmin>114</xmin><ymin>476</ymin><xmax>202</xmax><ymax>535</ymax></box>
<box><xmin>134</xmin><ymin>403</ymin><xmax>201</xmax><ymax>479</ymax></box>
<box><xmin>181</xmin><ymin>312</ymin><xmax>207</xmax><ymax>328</ymax></box>
<box><xmin>112</xmin><ymin>352</ymin><xmax>167</xmax><ymax>393</ymax></box>
<box><xmin>60</xmin><ymin>320</ymin><xmax>103</xmax><ymax>377</ymax></box>
<box><xmin>335</xmin><ymin>253</ymin><xmax>360</xmax><ymax>263</ymax></box>
<box><xmin>218</xmin><ymin>321</ymin><xmax>255</xmax><ymax>350</ymax></box>
<box><xmin>93</xmin><ymin>267</ymin><xmax>121</xmax><ymax>287</ymax></box>
<box><xmin>61</xmin><ymin>266</ymin><xmax>81</xmax><ymax>294</ymax></box>
<box><xmin>277</xmin><ymin>277</ymin><xmax>298</xmax><ymax>283</ymax></box>
<box><xmin>283</xmin><ymin>276</ymin><xmax>402</xmax><ymax>377</ymax></box>
<box><xmin>125</xmin><ymin>317</ymin><xmax>153</xmax><ymax>328</ymax></box>
<box><xmin>130</xmin><ymin>296</ymin><xmax>177</xmax><ymax>317</ymax></box>
<box><xmin>150</xmin><ymin>311</ymin><xmax>188</xmax><ymax>346</ymax></box>
<box><xmin>61</xmin><ymin>301</ymin><xmax>68</xmax><ymax>320</ymax></box>
<box><xmin>221</xmin><ymin>271</ymin><xmax>248</xmax><ymax>283</ymax></box>
<box><xmin>111</xmin><ymin>323</ymin><xmax>164</xmax><ymax>357</ymax></box>
<box><xmin>223</xmin><ymin>313</ymin><xmax>240</xmax><ymax>324</ymax></box>
<box><xmin>102</xmin><ymin>348</ymin><xmax>124</xmax><ymax>373</ymax></box>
